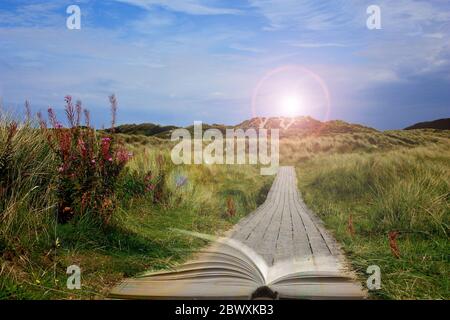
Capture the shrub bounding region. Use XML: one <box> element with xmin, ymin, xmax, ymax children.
<box><xmin>40</xmin><ymin>95</ymin><xmax>131</xmax><ymax>225</ymax></box>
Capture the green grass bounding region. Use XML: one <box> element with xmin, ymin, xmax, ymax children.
<box><xmin>0</xmin><ymin>128</ymin><xmax>272</xmax><ymax>299</ymax></box>
<box><xmin>2</xmin><ymin>111</ymin><xmax>448</xmax><ymax>300</ymax></box>
<box><xmin>292</xmin><ymin>135</ymin><xmax>449</xmax><ymax>299</ymax></box>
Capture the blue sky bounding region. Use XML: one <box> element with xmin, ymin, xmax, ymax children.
<box><xmin>0</xmin><ymin>0</ymin><xmax>449</xmax><ymax>129</ymax></box>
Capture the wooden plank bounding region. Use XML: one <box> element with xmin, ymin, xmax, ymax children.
<box><xmin>231</xmin><ymin>167</ymin><xmax>282</xmax><ymax>242</ymax></box>
<box><xmin>243</xmin><ymin>168</ymin><xmax>287</xmax><ymax>263</ymax></box>
<box><xmin>232</xmin><ymin>166</ymin><xmax>336</xmax><ymax>264</ymax></box>
<box><xmin>273</xmin><ymin>169</ymin><xmax>295</xmax><ymax>263</ymax></box>
<box><xmin>287</xmin><ymin>168</ymin><xmax>313</xmax><ymax>259</ymax></box>
<box><xmin>237</xmin><ymin>169</ymin><xmax>285</xmax><ymax>249</ymax></box>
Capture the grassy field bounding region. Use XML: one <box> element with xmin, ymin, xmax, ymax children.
<box><xmin>282</xmin><ymin>130</ymin><xmax>450</xmax><ymax>299</ymax></box>
<box><xmin>1</xmin><ymin>108</ymin><xmax>448</xmax><ymax>300</ymax></box>
<box><xmin>0</xmin><ymin>115</ymin><xmax>272</xmax><ymax>299</ymax></box>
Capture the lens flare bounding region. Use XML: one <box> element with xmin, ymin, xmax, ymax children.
<box><xmin>280</xmin><ymin>94</ymin><xmax>301</xmax><ymax>117</ymax></box>
<box><xmin>251</xmin><ymin>65</ymin><xmax>331</xmax><ymax>121</ymax></box>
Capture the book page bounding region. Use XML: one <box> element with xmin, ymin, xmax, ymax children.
<box><xmin>266</xmin><ymin>255</ymin><xmax>345</xmax><ymax>285</ymax></box>
<box><xmin>172</xmin><ymin>229</ymin><xmax>269</xmax><ymax>284</ymax></box>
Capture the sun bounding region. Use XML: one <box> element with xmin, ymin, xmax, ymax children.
<box><xmin>280</xmin><ymin>94</ymin><xmax>301</xmax><ymax>117</ymax></box>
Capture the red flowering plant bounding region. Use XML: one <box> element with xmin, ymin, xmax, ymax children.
<box><xmin>40</xmin><ymin>95</ymin><xmax>131</xmax><ymax>224</ymax></box>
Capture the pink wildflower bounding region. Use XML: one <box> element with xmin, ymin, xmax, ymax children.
<box><xmin>116</xmin><ymin>148</ymin><xmax>131</xmax><ymax>164</ymax></box>
<box><xmin>101</xmin><ymin>137</ymin><xmax>112</xmax><ymax>161</ymax></box>
<box><xmin>78</xmin><ymin>138</ymin><xmax>87</xmax><ymax>157</ymax></box>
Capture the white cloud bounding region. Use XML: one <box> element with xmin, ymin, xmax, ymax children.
<box><xmin>249</xmin><ymin>0</ymin><xmax>450</xmax><ymax>34</ymax></box>
<box><xmin>286</xmin><ymin>42</ymin><xmax>348</xmax><ymax>48</ymax></box>
<box><xmin>0</xmin><ymin>2</ymin><xmax>63</xmax><ymax>27</ymax></box>
<box><xmin>248</xmin><ymin>0</ymin><xmax>359</xmax><ymax>30</ymax></box>
<box><xmin>0</xmin><ymin>23</ymin><xmax>257</xmax><ymax>119</ymax></box>
<box><xmin>378</xmin><ymin>0</ymin><xmax>450</xmax><ymax>32</ymax></box>
<box><xmin>229</xmin><ymin>44</ymin><xmax>265</xmax><ymax>53</ymax></box>
<box><xmin>114</xmin><ymin>0</ymin><xmax>241</xmax><ymax>15</ymax></box>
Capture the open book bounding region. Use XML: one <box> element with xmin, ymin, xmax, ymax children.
<box><xmin>109</xmin><ymin>231</ymin><xmax>365</xmax><ymax>300</ymax></box>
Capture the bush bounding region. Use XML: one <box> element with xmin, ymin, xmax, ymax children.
<box><xmin>40</xmin><ymin>95</ymin><xmax>131</xmax><ymax>225</ymax></box>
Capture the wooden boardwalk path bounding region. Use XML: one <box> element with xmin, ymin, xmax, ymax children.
<box><xmin>230</xmin><ymin>166</ymin><xmax>359</xmax><ymax>273</ymax></box>
<box><xmin>109</xmin><ymin>166</ymin><xmax>366</xmax><ymax>299</ymax></box>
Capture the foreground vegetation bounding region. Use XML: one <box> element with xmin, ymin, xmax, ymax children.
<box><xmin>285</xmin><ymin>131</ymin><xmax>449</xmax><ymax>299</ymax></box>
<box><xmin>0</xmin><ymin>102</ymin><xmax>271</xmax><ymax>299</ymax></box>
<box><xmin>1</xmin><ymin>100</ymin><xmax>448</xmax><ymax>299</ymax></box>
<box><xmin>1</xmin><ymin>161</ymin><xmax>269</xmax><ymax>299</ymax></box>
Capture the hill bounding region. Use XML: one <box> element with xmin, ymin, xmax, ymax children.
<box><xmin>104</xmin><ymin>123</ymin><xmax>178</xmax><ymax>138</ymax></box>
<box><xmin>106</xmin><ymin>116</ymin><xmax>377</xmax><ymax>139</ymax></box>
<box><xmin>405</xmin><ymin>118</ymin><xmax>450</xmax><ymax>130</ymax></box>
<box><xmin>236</xmin><ymin>116</ymin><xmax>377</xmax><ymax>136</ymax></box>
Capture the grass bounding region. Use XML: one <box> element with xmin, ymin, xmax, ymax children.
<box><xmin>287</xmin><ymin>132</ymin><xmax>449</xmax><ymax>299</ymax></box>
<box><xmin>0</xmin><ymin>151</ymin><xmax>271</xmax><ymax>299</ymax></box>
<box><xmin>0</xmin><ymin>121</ymin><xmax>55</xmax><ymax>251</ymax></box>
<box><xmin>0</xmin><ymin>113</ymin><xmax>272</xmax><ymax>299</ymax></box>
<box><xmin>1</xmin><ymin>107</ymin><xmax>448</xmax><ymax>300</ymax></box>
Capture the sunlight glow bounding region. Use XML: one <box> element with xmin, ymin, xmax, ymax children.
<box><xmin>280</xmin><ymin>94</ymin><xmax>301</xmax><ymax>117</ymax></box>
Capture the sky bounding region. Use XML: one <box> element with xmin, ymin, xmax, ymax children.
<box><xmin>0</xmin><ymin>0</ymin><xmax>449</xmax><ymax>130</ymax></box>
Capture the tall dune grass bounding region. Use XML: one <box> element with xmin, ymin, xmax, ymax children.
<box><xmin>280</xmin><ymin>129</ymin><xmax>449</xmax><ymax>165</ymax></box>
<box><xmin>0</xmin><ymin>115</ymin><xmax>55</xmax><ymax>254</ymax></box>
<box><xmin>298</xmin><ymin>145</ymin><xmax>449</xmax><ymax>235</ymax></box>
<box><xmin>293</xmin><ymin>134</ymin><xmax>449</xmax><ymax>299</ymax></box>
<box><xmin>1</xmin><ymin>108</ymin><xmax>272</xmax><ymax>299</ymax></box>
<box><xmin>123</xmin><ymin>143</ymin><xmax>271</xmax><ymax>221</ymax></box>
